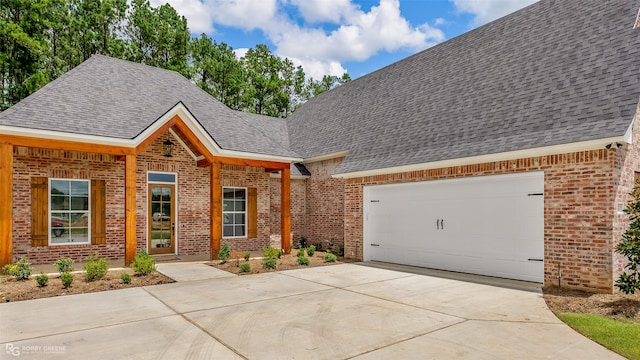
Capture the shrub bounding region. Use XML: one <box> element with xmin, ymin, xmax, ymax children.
<box><xmin>297</xmin><ymin>237</ymin><xmax>308</xmax><ymax>249</ymax></box>
<box><xmin>324</xmin><ymin>253</ymin><xmax>337</xmax><ymax>263</ymax></box>
<box><xmin>131</xmin><ymin>249</ymin><xmax>156</xmax><ymax>275</ymax></box>
<box><xmin>338</xmin><ymin>245</ymin><xmax>345</xmax><ymax>257</ymax></box>
<box><xmin>262</xmin><ymin>246</ymin><xmax>281</xmax><ymax>259</ymax></box>
<box><xmin>306</xmin><ymin>245</ymin><xmax>316</xmax><ymax>257</ymax></box>
<box><xmin>296</xmin><ymin>249</ymin><xmax>305</xmax><ymax>257</ymax></box>
<box><xmin>616</xmin><ymin>184</ymin><xmax>640</xmax><ymax>294</ymax></box>
<box><xmin>60</xmin><ymin>272</ymin><xmax>73</xmax><ymax>288</ymax></box>
<box><xmin>53</xmin><ymin>257</ymin><xmax>74</xmax><ymax>273</ymax></box>
<box><xmin>83</xmin><ymin>253</ymin><xmax>108</xmax><ymax>282</ymax></box>
<box><xmin>244</xmin><ymin>252</ymin><xmax>251</xmax><ymax>261</ymax></box>
<box><xmin>3</xmin><ymin>257</ymin><xmax>33</xmax><ymax>280</ymax></box>
<box><xmin>218</xmin><ymin>243</ymin><xmax>231</xmax><ymax>262</ymax></box>
<box><xmin>239</xmin><ymin>263</ymin><xmax>251</xmax><ymax>273</ymax></box>
<box><xmin>263</xmin><ymin>258</ymin><xmax>277</xmax><ymax>269</ymax></box>
<box><xmin>36</xmin><ymin>272</ymin><xmax>49</xmax><ymax>287</ymax></box>
<box><xmin>121</xmin><ymin>273</ymin><xmax>132</xmax><ymax>284</ymax></box>
<box><xmin>297</xmin><ymin>256</ymin><xmax>310</xmax><ymax>266</ymax></box>
<box><xmin>313</xmin><ymin>243</ymin><xmax>323</xmax><ymax>252</ymax></box>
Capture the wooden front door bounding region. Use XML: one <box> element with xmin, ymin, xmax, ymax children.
<box><xmin>148</xmin><ymin>184</ymin><xmax>175</xmax><ymax>254</ymax></box>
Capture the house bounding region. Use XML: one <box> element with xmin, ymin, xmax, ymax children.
<box><xmin>1</xmin><ymin>0</ymin><xmax>639</xmax><ymax>292</ymax></box>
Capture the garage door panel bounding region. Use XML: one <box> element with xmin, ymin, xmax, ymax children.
<box><xmin>364</xmin><ymin>172</ymin><xmax>544</xmax><ymax>283</ymax></box>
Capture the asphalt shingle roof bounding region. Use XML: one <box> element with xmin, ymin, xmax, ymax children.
<box><xmin>287</xmin><ymin>0</ymin><xmax>640</xmax><ymax>175</ymax></box>
<box><xmin>0</xmin><ymin>55</ymin><xmax>299</xmax><ymax>158</ymax></box>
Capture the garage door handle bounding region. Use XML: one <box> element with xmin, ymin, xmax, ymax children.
<box><xmin>371</xmin><ymin>244</ymin><xmax>380</xmax><ymax>247</ymax></box>
<box><xmin>528</xmin><ymin>258</ymin><xmax>543</xmax><ymax>262</ymax></box>
<box><xmin>436</xmin><ymin>219</ymin><xmax>440</xmax><ymax>229</ymax></box>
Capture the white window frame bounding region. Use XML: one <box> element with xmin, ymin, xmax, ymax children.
<box><xmin>222</xmin><ymin>187</ymin><xmax>247</xmax><ymax>238</ymax></box>
<box><xmin>48</xmin><ymin>178</ymin><xmax>91</xmax><ymax>246</ymax></box>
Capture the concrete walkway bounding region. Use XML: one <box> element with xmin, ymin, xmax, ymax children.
<box><xmin>0</xmin><ymin>263</ymin><xmax>623</xmax><ymax>359</ymax></box>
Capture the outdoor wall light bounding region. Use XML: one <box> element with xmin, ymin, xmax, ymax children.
<box><xmin>163</xmin><ymin>139</ymin><xmax>175</xmax><ymax>157</ymax></box>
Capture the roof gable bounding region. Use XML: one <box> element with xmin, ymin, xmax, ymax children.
<box><xmin>288</xmin><ymin>0</ymin><xmax>640</xmax><ymax>175</ymax></box>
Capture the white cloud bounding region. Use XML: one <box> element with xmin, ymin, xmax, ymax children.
<box><xmin>451</xmin><ymin>0</ymin><xmax>539</xmax><ymax>25</ymax></box>
<box><xmin>149</xmin><ymin>0</ymin><xmax>214</xmax><ymax>34</ymax></box>
<box><xmin>287</xmin><ymin>0</ymin><xmax>358</xmax><ymax>24</ymax></box>
<box><xmin>234</xmin><ymin>48</ymin><xmax>250</xmax><ymax>60</ymax></box>
<box><xmin>149</xmin><ymin>0</ymin><xmax>445</xmax><ymax>78</ymax></box>
<box><xmin>274</xmin><ymin>0</ymin><xmax>444</xmax><ymax>74</ymax></box>
<box><xmin>434</xmin><ymin>17</ymin><xmax>447</xmax><ymax>26</ymax></box>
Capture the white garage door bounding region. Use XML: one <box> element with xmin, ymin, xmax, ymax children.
<box><xmin>364</xmin><ymin>172</ymin><xmax>544</xmax><ymax>283</ymax></box>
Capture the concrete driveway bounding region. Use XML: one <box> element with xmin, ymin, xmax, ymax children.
<box><xmin>0</xmin><ymin>263</ymin><xmax>623</xmax><ymax>359</ymax></box>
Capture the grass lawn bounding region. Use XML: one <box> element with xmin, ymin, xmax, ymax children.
<box><xmin>557</xmin><ymin>313</ymin><xmax>640</xmax><ymax>360</ymax></box>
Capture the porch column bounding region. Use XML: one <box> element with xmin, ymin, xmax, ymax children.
<box><xmin>281</xmin><ymin>167</ymin><xmax>291</xmax><ymax>254</ymax></box>
<box><xmin>125</xmin><ymin>154</ymin><xmax>136</xmax><ymax>265</ymax></box>
<box><xmin>0</xmin><ymin>143</ymin><xmax>13</xmax><ymax>267</ymax></box>
<box><xmin>210</xmin><ymin>162</ymin><xmax>221</xmax><ymax>259</ymax></box>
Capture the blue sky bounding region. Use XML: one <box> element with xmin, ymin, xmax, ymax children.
<box><xmin>150</xmin><ymin>0</ymin><xmax>538</xmax><ymax>79</ymax></box>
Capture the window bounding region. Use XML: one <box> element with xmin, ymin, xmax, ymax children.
<box><xmin>50</xmin><ymin>179</ymin><xmax>90</xmax><ymax>244</ymax></box>
<box><xmin>223</xmin><ymin>187</ymin><xmax>246</xmax><ymax>238</ymax></box>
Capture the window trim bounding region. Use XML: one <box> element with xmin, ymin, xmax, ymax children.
<box><xmin>222</xmin><ymin>186</ymin><xmax>248</xmax><ymax>239</ymax></box>
<box><xmin>48</xmin><ymin>178</ymin><xmax>91</xmax><ymax>246</ymax></box>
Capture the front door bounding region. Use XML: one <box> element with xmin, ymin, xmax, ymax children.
<box><xmin>148</xmin><ymin>184</ymin><xmax>175</xmax><ymax>255</ymax></box>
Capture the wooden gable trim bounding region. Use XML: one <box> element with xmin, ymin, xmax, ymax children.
<box><xmin>134</xmin><ymin>115</ymin><xmax>179</xmax><ymax>154</ymax></box>
<box><xmin>0</xmin><ymin>134</ymin><xmax>134</xmax><ymax>155</ymax></box>
<box><xmin>199</xmin><ymin>156</ymin><xmax>291</xmax><ymax>170</ymax></box>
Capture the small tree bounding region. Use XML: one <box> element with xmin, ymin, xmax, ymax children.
<box><xmin>616</xmin><ymin>185</ymin><xmax>640</xmax><ymax>294</ymax></box>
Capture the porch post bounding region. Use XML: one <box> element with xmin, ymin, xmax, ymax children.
<box><xmin>210</xmin><ymin>162</ymin><xmax>221</xmax><ymax>259</ymax></box>
<box><xmin>281</xmin><ymin>167</ymin><xmax>291</xmax><ymax>254</ymax></box>
<box><xmin>125</xmin><ymin>154</ymin><xmax>137</xmax><ymax>265</ymax></box>
<box><xmin>0</xmin><ymin>143</ymin><xmax>13</xmax><ymax>267</ymax></box>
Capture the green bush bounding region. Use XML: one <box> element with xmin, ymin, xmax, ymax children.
<box><xmin>3</xmin><ymin>257</ymin><xmax>33</xmax><ymax>280</ymax></box>
<box><xmin>297</xmin><ymin>256</ymin><xmax>310</xmax><ymax>266</ymax></box>
<box><xmin>60</xmin><ymin>272</ymin><xmax>73</xmax><ymax>288</ymax></box>
<box><xmin>297</xmin><ymin>237</ymin><xmax>308</xmax><ymax>249</ymax></box>
<box><xmin>121</xmin><ymin>273</ymin><xmax>132</xmax><ymax>284</ymax></box>
<box><xmin>616</xmin><ymin>184</ymin><xmax>640</xmax><ymax>294</ymax></box>
<box><xmin>263</xmin><ymin>258</ymin><xmax>277</xmax><ymax>269</ymax></box>
<box><xmin>218</xmin><ymin>243</ymin><xmax>231</xmax><ymax>262</ymax></box>
<box><xmin>239</xmin><ymin>263</ymin><xmax>251</xmax><ymax>273</ymax></box>
<box><xmin>36</xmin><ymin>272</ymin><xmax>49</xmax><ymax>287</ymax></box>
<box><xmin>338</xmin><ymin>245</ymin><xmax>345</xmax><ymax>257</ymax></box>
<box><xmin>53</xmin><ymin>257</ymin><xmax>74</xmax><ymax>273</ymax></box>
<box><xmin>83</xmin><ymin>253</ymin><xmax>108</xmax><ymax>282</ymax></box>
<box><xmin>131</xmin><ymin>249</ymin><xmax>156</xmax><ymax>275</ymax></box>
<box><xmin>324</xmin><ymin>253</ymin><xmax>337</xmax><ymax>263</ymax></box>
<box><xmin>313</xmin><ymin>243</ymin><xmax>323</xmax><ymax>252</ymax></box>
<box><xmin>296</xmin><ymin>249</ymin><xmax>305</xmax><ymax>257</ymax></box>
<box><xmin>262</xmin><ymin>246</ymin><xmax>281</xmax><ymax>259</ymax></box>
<box><xmin>244</xmin><ymin>251</ymin><xmax>251</xmax><ymax>261</ymax></box>
<box><xmin>306</xmin><ymin>245</ymin><xmax>315</xmax><ymax>257</ymax></box>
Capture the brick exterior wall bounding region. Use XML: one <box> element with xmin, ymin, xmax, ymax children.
<box><xmin>613</xmin><ymin>104</ymin><xmax>640</xmax><ymax>285</ymax></box>
<box><xmin>304</xmin><ymin>158</ymin><xmax>345</xmax><ymax>251</ymax></box>
<box><xmin>270</xmin><ymin>176</ymin><xmax>306</xmax><ymax>248</ymax></box>
<box><xmin>341</xmin><ymin>141</ymin><xmax>640</xmax><ymax>292</ymax></box>
<box><xmin>10</xmin><ymin>130</ymin><xmax>300</xmax><ymax>263</ymax></box>
<box><xmin>12</xmin><ymin>147</ymin><xmax>125</xmax><ymax>264</ymax></box>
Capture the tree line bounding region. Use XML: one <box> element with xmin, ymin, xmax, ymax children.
<box><xmin>0</xmin><ymin>0</ymin><xmax>351</xmax><ymax>116</ymax></box>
